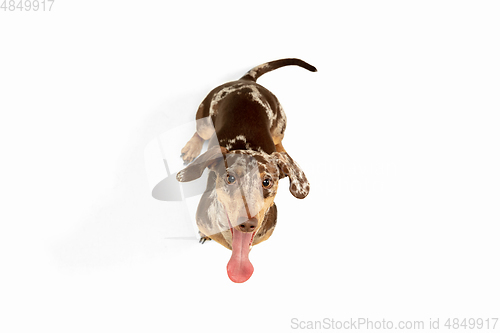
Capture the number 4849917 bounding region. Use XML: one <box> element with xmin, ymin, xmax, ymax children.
<box><xmin>1</xmin><ymin>0</ymin><xmax>55</xmax><ymax>11</ymax></box>
<box><xmin>444</xmin><ymin>318</ymin><xmax>498</xmax><ymax>330</ymax></box>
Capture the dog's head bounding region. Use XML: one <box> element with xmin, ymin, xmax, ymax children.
<box><xmin>176</xmin><ymin>146</ymin><xmax>309</xmax><ymax>282</ymax></box>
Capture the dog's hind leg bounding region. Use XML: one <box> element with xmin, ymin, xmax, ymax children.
<box><xmin>180</xmin><ymin>102</ymin><xmax>215</xmax><ymax>164</ymax></box>
<box><xmin>180</xmin><ymin>132</ymin><xmax>204</xmax><ymax>164</ymax></box>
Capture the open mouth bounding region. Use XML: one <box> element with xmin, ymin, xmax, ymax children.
<box><xmin>225</xmin><ymin>211</ymin><xmax>258</xmax><ymax>283</ymax></box>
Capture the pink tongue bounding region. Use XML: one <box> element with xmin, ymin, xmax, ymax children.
<box><xmin>227</xmin><ymin>228</ymin><xmax>254</xmax><ymax>283</ymax></box>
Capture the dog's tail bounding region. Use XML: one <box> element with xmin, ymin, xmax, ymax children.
<box><xmin>240</xmin><ymin>58</ymin><xmax>317</xmax><ymax>82</ymax></box>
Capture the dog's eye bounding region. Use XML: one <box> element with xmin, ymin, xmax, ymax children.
<box><xmin>226</xmin><ymin>174</ymin><xmax>236</xmax><ymax>185</ymax></box>
<box><xmin>262</xmin><ymin>178</ymin><xmax>273</xmax><ymax>189</ymax></box>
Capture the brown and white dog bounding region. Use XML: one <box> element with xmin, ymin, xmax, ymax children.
<box><xmin>176</xmin><ymin>59</ymin><xmax>316</xmax><ymax>283</ymax></box>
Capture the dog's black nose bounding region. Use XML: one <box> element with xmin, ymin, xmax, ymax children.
<box><xmin>236</xmin><ymin>217</ymin><xmax>257</xmax><ymax>233</ymax></box>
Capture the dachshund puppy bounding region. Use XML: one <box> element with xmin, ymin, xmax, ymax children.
<box><xmin>177</xmin><ymin>59</ymin><xmax>316</xmax><ymax>282</ymax></box>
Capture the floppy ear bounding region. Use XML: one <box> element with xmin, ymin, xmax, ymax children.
<box><xmin>272</xmin><ymin>152</ymin><xmax>310</xmax><ymax>199</ymax></box>
<box><xmin>176</xmin><ymin>146</ymin><xmax>228</xmax><ymax>182</ymax></box>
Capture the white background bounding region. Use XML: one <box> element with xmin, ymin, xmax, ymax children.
<box><xmin>1</xmin><ymin>1</ymin><xmax>499</xmax><ymax>332</ymax></box>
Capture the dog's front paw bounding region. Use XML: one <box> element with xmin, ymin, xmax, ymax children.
<box><xmin>199</xmin><ymin>232</ymin><xmax>212</xmax><ymax>244</ymax></box>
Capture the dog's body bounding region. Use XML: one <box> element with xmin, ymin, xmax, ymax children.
<box><xmin>177</xmin><ymin>59</ymin><xmax>315</xmax><ymax>282</ymax></box>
